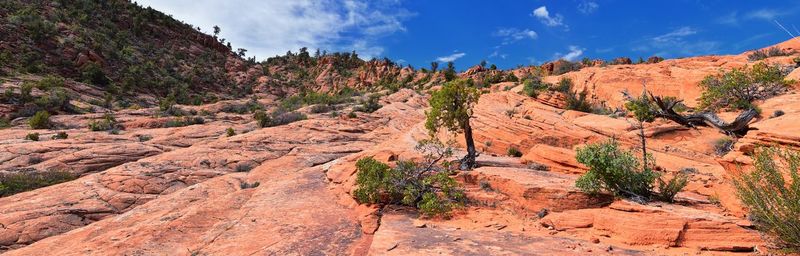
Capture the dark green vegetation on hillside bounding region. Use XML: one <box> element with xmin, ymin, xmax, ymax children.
<box><xmin>0</xmin><ymin>0</ymin><xmax>241</xmax><ymax>99</ymax></box>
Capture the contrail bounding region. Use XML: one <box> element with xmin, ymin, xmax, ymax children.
<box><xmin>774</xmin><ymin>20</ymin><xmax>796</xmax><ymax>38</ymax></box>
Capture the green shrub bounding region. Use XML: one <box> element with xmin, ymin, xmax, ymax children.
<box><xmin>655</xmin><ymin>172</ymin><xmax>689</xmax><ymax>203</ymax></box>
<box><xmin>507</xmin><ymin>147</ymin><xmax>523</xmax><ymax>157</ymax></box>
<box><xmin>29</xmin><ymin>110</ymin><xmax>51</xmax><ymax>129</ymax></box>
<box><xmin>310</xmin><ymin>104</ymin><xmax>334</xmax><ymax>113</ymax></box>
<box><xmin>0</xmin><ymin>169</ymin><xmax>77</xmax><ymax>197</ymax></box>
<box><xmin>88</xmin><ymin>113</ymin><xmax>118</xmax><ymax>131</ymax></box>
<box><xmin>733</xmin><ymin>147</ymin><xmax>800</xmax><ymax>250</ymax></box>
<box><xmin>36</xmin><ymin>75</ymin><xmax>65</xmax><ymax>90</ymax></box>
<box><xmin>159</xmin><ymin>97</ymin><xmax>186</xmax><ymax>116</ymax></box>
<box><xmin>20</xmin><ymin>82</ymin><xmax>34</xmax><ymax>103</ymax></box>
<box><xmin>35</xmin><ymin>87</ymin><xmax>70</xmax><ymax>112</ymax></box>
<box><xmin>354</xmin><ymin>94</ymin><xmax>382</xmax><ymax>113</ymax></box>
<box><xmin>353</xmin><ymin>139</ymin><xmax>465</xmax><ymax>217</ymax></box>
<box><xmin>138</xmin><ymin>134</ymin><xmax>153</xmax><ymax>142</ymax></box>
<box><xmin>52</xmin><ymin>132</ymin><xmax>68</xmax><ymax>140</ymax></box>
<box><xmin>0</xmin><ymin>117</ymin><xmax>10</xmax><ymax>128</ymax></box>
<box><xmin>226</xmin><ymin>127</ymin><xmax>235</xmax><ymax>137</ymax></box>
<box><xmin>575</xmin><ymin>139</ymin><xmax>659</xmax><ymax>201</ymax></box>
<box><xmin>25</xmin><ymin>132</ymin><xmax>40</xmax><ymax>141</ymax></box>
<box><xmin>239</xmin><ymin>181</ymin><xmax>260</xmax><ymax>189</ymax></box>
<box><xmin>279</xmin><ymin>91</ymin><xmax>357</xmax><ymax>112</ymax></box>
<box><xmin>521</xmin><ymin>78</ymin><xmax>548</xmax><ymax>98</ymax></box>
<box><xmin>253</xmin><ymin>110</ymin><xmax>270</xmax><ymax>127</ymax></box>
<box><xmin>254</xmin><ymin>110</ymin><xmax>306</xmax><ymax>128</ymax></box>
<box><xmin>747</xmin><ymin>47</ymin><xmax>791</xmax><ymax>61</ymax></box>
<box><xmin>557</xmin><ymin>78</ymin><xmax>592</xmax><ymax>112</ymax></box>
<box><xmin>347</xmin><ymin>112</ymin><xmax>357</xmax><ymax>118</ymax></box>
<box><xmin>699</xmin><ymin>63</ymin><xmax>789</xmax><ymax>111</ymax></box>
<box><xmin>714</xmin><ymin>137</ymin><xmax>734</xmax><ymax>156</ymax></box>
<box><xmin>81</xmin><ymin>62</ymin><xmax>110</xmax><ymax>87</ymax></box>
<box><xmin>552</xmin><ymin>60</ymin><xmax>582</xmax><ymax>75</ymax></box>
<box><xmin>235</xmin><ymin>163</ymin><xmax>253</xmax><ymax>172</ymax></box>
<box><xmin>164</xmin><ymin>116</ymin><xmax>205</xmax><ymax>128</ymax></box>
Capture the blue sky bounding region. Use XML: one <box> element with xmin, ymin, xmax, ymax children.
<box><xmin>137</xmin><ymin>0</ymin><xmax>800</xmax><ymax>70</ymax></box>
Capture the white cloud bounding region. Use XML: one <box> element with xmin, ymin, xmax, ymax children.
<box><xmin>577</xmin><ymin>1</ymin><xmax>599</xmax><ymax>14</ymax></box>
<box><xmin>746</xmin><ymin>9</ymin><xmax>782</xmax><ymax>20</ymax></box>
<box><xmin>634</xmin><ymin>27</ymin><xmax>719</xmax><ymax>57</ymax></box>
<box><xmin>652</xmin><ymin>27</ymin><xmax>697</xmax><ymax>43</ymax></box>
<box><xmin>532</xmin><ymin>6</ymin><xmax>566</xmax><ymax>28</ymax></box>
<box><xmin>716</xmin><ymin>11</ymin><xmax>739</xmax><ymax>25</ymax></box>
<box><xmin>493</xmin><ymin>28</ymin><xmax>538</xmax><ymax>45</ymax></box>
<box><xmin>555</xmin><ymin>46</ymin><xmax>584</xmax><ymax>61</ymax></box>
<box><xmin>436</xmin><ymin>52</ymin><xmax>466</xmax><ymax>62</ymax></box>
<box><xmin>134</xmin><ymin>0</ymin><xmax>413</xmax><ymax>60</ymax></box>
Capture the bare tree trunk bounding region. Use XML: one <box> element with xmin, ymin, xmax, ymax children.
<box><xmin>461</xmin><ymin>121</ymin><xmax>477</xmax><ymax>170</ymax></box>
<box><xmin>638</xmin><ymin>121</ymin><xmax>647</xmax><ymax>168</ymax></box>
<box><xmin>621</xmin><ymin>91</ymin><xmax>758</xmax><ymax>137</ymax></box>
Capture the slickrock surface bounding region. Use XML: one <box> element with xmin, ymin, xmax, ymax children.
<box><xmin>4</xmin><ymin>39</ymin><xmax>800</xmax><ymax>255</ymax></box>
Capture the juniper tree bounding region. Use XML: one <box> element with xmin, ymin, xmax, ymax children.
<box><xmin>426</xmin><ymin>79</ymin><xmax>481</xmax><ymax>169</ymax></box>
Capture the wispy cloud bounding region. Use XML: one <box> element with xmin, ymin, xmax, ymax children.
<box><xmin>577</xmin><ymin>1</ymin><xmax>599</xmax><ymax>14</ymax></box>
<box><xmin>532</xmin><ymin>6</ymin><xmax>567</xmax><ymax>29</ymax></box>
<box><xmin>555</xmin><ymin>46</ymin><xmax>584</xmax><ymax>61</ymax></box>
<box><xmin>634</xmin><ymin>26</ymin><xmax>719</xmax><ymax>57</ymax></box>
<box><xmin>716</xmin><ymin>11</ymin><xmax>739</xmax><ymax>25</ymax></box>
<box><xmin>135</xmin><ymin>0</ymin><xmax>414</xmax><ymax>60</ymax></box>
<box><xmin>493</xmin><ymin>28</ymin><xmax>538</xmax><ymax>45</ymax></box>
<box><xmin>436</xmin><ymin>52</ymin><xmax>466</xmax><ymax>62</ymax></box>
<box><xmin>719</xmin><ymin>8</ymin><xmax>796</xmax><ymax>26</ymax></box>
<box><xmin>746</xmin><ymin>9</ymin><xmax>783</xmax><ymax>20</ymax></box>
<box><xmin>652</xmin><ymin>26</ymin><xmax>697</xmax><ymax>42</ymax></box>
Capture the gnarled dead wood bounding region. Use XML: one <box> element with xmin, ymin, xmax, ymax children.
<box><xmin>622</xmin><ymin>90</ymin><xmax>758</xmax><ymax>137</ymax></box>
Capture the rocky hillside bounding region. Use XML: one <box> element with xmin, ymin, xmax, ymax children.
<box><xmin>1</xmin><ymin>35</ymin><xmax>799</xmax><ymax>255</ymax></box>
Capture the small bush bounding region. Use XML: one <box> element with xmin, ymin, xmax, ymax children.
<box><xmin>504</xmin><ymin>109</ymin><xmax>516</xmax><ymax>117</ymax></box>
<box><xmin>354</xmin><ymin>94</ymin><xmax>382</xmax><ymax>113</ymax></box>
<box><xmin>310</xmin><ymin>104</ymin><xmax>334</xmax><ymax>113</ymax></box>
<box><xmin>771</xmin><ymin>110</ymin><xmax>785</xmax><ymax>118</ymax></box>
<box><xmin>81</xmin><ymin>62</ymin><xmax>110</xmax><ymax>87</ymax></box>
<box><xmin>36</xmin><ymin>75</ymin><xmax>65</xmax><ymax>90</ymax></box>
<box><xmin>220</xmin><ymin>99</ymin><xmax>263</xmax><ymax>114</ymax></box>
<box><xmin>575</xmin><ymin>139</ymin><xmax>659</xmax><ymax>200</ymax></box>
<box><xmin>556</xmin><ymin>78</ymin><xmax>593</xmax><ymax>112</ymax></box>
<box><xmin>347</xmin><ymin>112</ymin><xmax>357</xmax><ymax>118</ymax></box>
<box><xmin>353</xmin><ymin>139</ymin><xmax>465</xmax><ymax>217</ymax></box>
<box><xmin>226</xmin><ymin>127</ymin><xmax>235</xmax><ymax>137</ymax></box>
<box><xmin>0</xmin><ymin>117</ymin><xmax>11</xmax><ymax>128</ymax></box>
<box><xmin>714</xmin><ymin>137</ymin><xmax>735</xmax><ymax>156</ymax></box>
<box><xmin>34</xmin><ymin>87</ymin><xmax>70</xmax><ymax>112</ymax></box>
<box><xmin>25</xmin><ymin>132</ymin><xmax>40</xmax><ymax>141</ymax></box>
<box><xmin>521</xmin><ymin>78</ymin><xmax>549</xmax><ymax>98</ymax></box>
<box><xmin>235</xmin><ymin>163</ymin><xmax>253</xmax><ymax>172</ymax></box>
<box><xmin>254</xmin><ymin>110</ymin><xmax>306</xmax><ymax>128</ymax></box>
<box><xmin>747</xmin><ymin>47</ymin><xmax>791</xmax><ymax>61</ymax></box>
<box><xmin>655</xmin><ymin>172</ymin><xmax>689</xmax><ymax>202</ymax></box>
<box><xmin>29</xmin><ymin>110</ymin><xmax>51</xmax><ymax>129</ymax></box>
<box><xmin>239</xmin><ymin>181</ymin><xmax>260</xmax><ymax>189</ymax></box>
<box><xmin>88</xmin><ymin>113</ymin><xmax>118</xmax><ymax>131</ymax></box>
<box><xmin>733</xmin><ymin>147</ymin><xmax>800</xmax><ymax>250</ymax></box>
<box><xmin>699</xmin><ymin>63</ymin><xmax>789</xmax><ymax>111</ymax></box>
<box><xmin>138</xmin><ymin>134</ymin><xmax>152</xmax><ymax>142</ymax></box>
<box><xmin>52</xmin><ymin>132</ymin><xmax>68</xmax><ymax>140</ymax></box>
<box><xmin>165</xmin><ymin>116</ymin><xmax>205</xmax><ymax>128</ymax></box>
<box><xmin>0</xmin><ymin>169</ymin><xmax>77</xmax><ymax>197</ymax></box>
<box><xmin>527</xmin><ymin>162</ymin><xmax>550</xmax><ymax>171</ymax></box>
<box><xmin>507</xmin><ymin>147</ymin><xmax>523</xmax><ymax>157</ymax></box>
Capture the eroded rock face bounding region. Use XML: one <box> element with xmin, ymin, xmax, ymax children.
<box><xmin>4</xmin><ymin>39</ymin><xmax>800</xmax><ymax>254</ymax></box>
<box><xmin>0</xmin><ymin>90</ymin><xmax>425</xmax><ymax>253</ymax></box>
